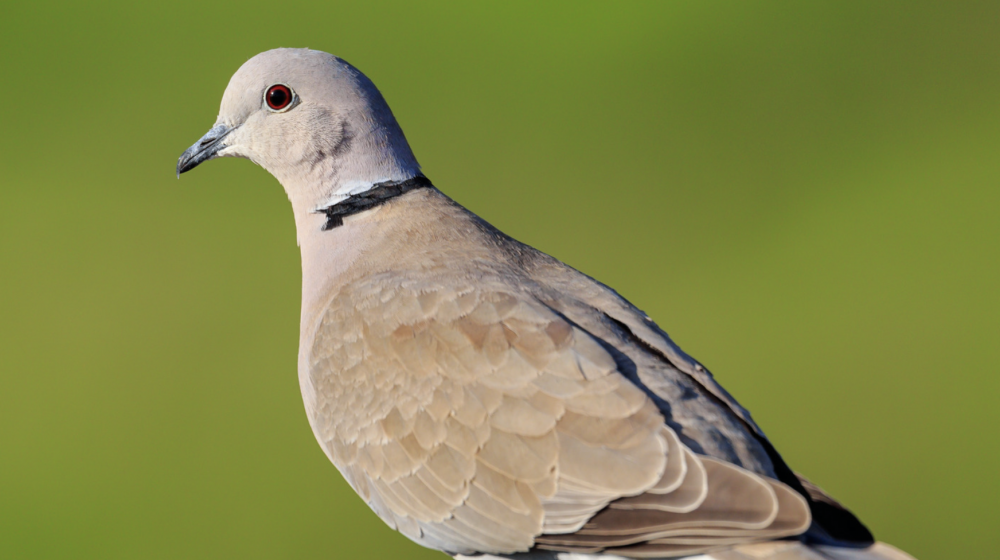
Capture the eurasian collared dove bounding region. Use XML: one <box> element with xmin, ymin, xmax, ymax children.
<box><xmin>177</xmin><ymin>48</ymin><xmax>916</xmax><ymax>560</ymax></box>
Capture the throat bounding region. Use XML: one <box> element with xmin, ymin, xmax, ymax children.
<box><xmin>317</xmin><ymin>175</ymin><xmax>433</xmax><ymax>230</ymax></box>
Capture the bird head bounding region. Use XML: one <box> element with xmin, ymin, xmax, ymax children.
<box><xmin>177</xmin><ymin>48</ymin><xmax>420</xmax><ymax>212</ymax></box>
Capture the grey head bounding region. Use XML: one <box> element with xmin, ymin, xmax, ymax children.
<box><xmin>177</xmin><ymin>48</ymin><xmax>421</xmax><ymax>213</ymax></box>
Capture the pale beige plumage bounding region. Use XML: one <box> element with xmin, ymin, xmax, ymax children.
<box><xmin>177</xmin><ymin>48</ymin><xmax>917</xmax><ymax>560</ymax></box>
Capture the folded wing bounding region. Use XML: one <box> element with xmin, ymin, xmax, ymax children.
<box><xmin>306</xmin><ymin>281</ymin><xmax>812</xmax><ymax>557</ymax></box>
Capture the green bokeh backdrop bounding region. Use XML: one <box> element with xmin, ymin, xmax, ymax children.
<box><xmin>1</xmin><ymin>2</ymin><xmax>997</xmax><ymax>559</ymax></box>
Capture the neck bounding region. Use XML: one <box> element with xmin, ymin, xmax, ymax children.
<box><xmin>293</xmin><ymin>209</ymin><xmax>375</xmax><ymax>342</ymax></box>
<box><xmin>268</xmin><ymin>116</ymin><xmax>422</xmax><ymax>332</ymax></box>
<box><xmin>270</xmin><ymin>115</ymin><xmax>421</xmax><ymax>228</ymax></box>
<box><xmin>284</xmin><ymin>176</ymin><xmax>430</xmax><ymax>348</ymax></box>
<box><xmin>318</xmin><ymin>175</ymin><xmax>432</xmax><ymax>230</ymax></box>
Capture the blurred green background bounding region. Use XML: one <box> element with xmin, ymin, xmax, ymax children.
<box><xmin>1</xmin><ymin>2</ymin><xmax>997</xmax><ymax>559</ymax></box>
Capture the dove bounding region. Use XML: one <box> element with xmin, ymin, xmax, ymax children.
<box><xmin>177</xmin><ymin>48</ymin><xmax>916</xmax><ymax>560</ymax></box>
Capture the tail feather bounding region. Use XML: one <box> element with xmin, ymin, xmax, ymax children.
<box><xmin>704</xmin><ymin>541</ymin><xmax>916</xmax><ymax>560</ymax></box>
<box><xmin>454</xmin><ymin>540</ymin><xmax>917</xmax><ymax>560</ymax></box>
<box><xmin>814</xmin><ymin>543</ymin><xmax>916</xmax><ymax>560</ymax></box>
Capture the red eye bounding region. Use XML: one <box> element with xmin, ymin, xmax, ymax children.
<box><xmin>266</xmin><ymin>84</ymin><xmax>293</xmax><ymax>111</ymax></box>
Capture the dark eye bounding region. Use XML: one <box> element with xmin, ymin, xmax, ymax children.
<box><xmin>265</xmin><ymin>84</ymin><xmax>293</xmax><ymax>111</ymax></box>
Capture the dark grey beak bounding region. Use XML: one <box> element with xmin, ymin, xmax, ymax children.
<box><xmin>176</xmin><ymin>124</ymin><xmax>235</xmax><ymax>177</ymax></box>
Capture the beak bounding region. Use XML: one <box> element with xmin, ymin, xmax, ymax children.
<box><xmin>176</xmin><ymin>124</ymin><xmax>236</xmax><ymax>177</ymax></box>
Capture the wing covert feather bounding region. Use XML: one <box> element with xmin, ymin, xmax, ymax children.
<box><xmin>306</xmin><ymin>280</ymin><xmax>811</xmax><ymax>556</ymax></box>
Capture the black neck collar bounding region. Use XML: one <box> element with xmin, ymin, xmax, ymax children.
<box><xmin>319</xmin><ymin>175</ymin><xmax>433</xmax><ymax>230</ymax></box>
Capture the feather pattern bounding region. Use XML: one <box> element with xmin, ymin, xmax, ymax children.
<box><xmin>300</xmin><ymin>190</ymin><xmax>827</xmax><ymax>557</ymax></box>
